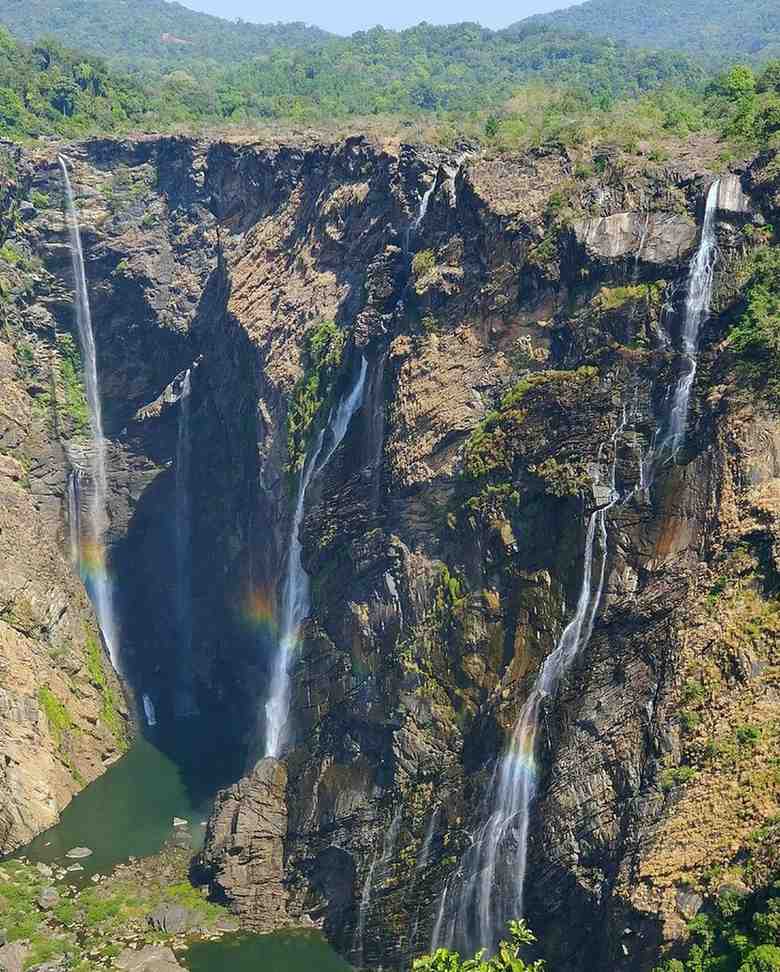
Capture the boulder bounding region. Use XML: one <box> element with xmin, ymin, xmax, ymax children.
<box><xmin>65</xmin><ymin>847</ymin><xmax>92</xmax><ymax>859</ymax></box>
<box><xmin>0</xmin><ymin>943</ymin><xmax>27</xmax><ymax>972</ymax></box>
<box><xmin>147</xmin><ymin>903</ymin><xmax>199</xmax><ymax>935</ymax></box>
<box><xmin>115</xmin><ymin>945</ymin><xmax>183</xmax><ymax>972</ymax></box>
<box><xmin>37</xmin><ymin>886</ymin><xmax>59</xmax><ymax>910</ymax></box>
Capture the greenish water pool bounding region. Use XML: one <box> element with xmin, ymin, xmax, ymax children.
<box><xmin>14</xmin><ymin>722</ymin><xmax>351</xmax><ymax>969</ymax></box>
<box><xmin>183</xmin><ymin>931</ymin><xmax>353</xmax><ymax>971</ymax></box>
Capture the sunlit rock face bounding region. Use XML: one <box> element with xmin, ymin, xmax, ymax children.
<box><xmin>3</xmin><ymin>134</ymin><xmax>779</xmax><ymax>971</ymax></box>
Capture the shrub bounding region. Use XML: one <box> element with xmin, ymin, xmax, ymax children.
<box><xmin>412</xmin><ymin>249</ymin><xmax>436</xmax><ymax>279</ymax></box>
<box><xmin>739</xmin><ymin>945</ymin><xmax>780</xmax><ymax>972</ymax></box>
<box><xmin>660</xmin><ymin>765</ymin><xmax>696</xmax><ymax>791</ymax></box>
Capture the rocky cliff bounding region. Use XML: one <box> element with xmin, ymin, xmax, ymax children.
<box><xmin>1</xmin><ymin>131</ymin><xmax>778</xmax><ymax>971</ymax></box>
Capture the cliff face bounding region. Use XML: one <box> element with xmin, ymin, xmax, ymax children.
<box><xmin>0</xmin><ymin>147</ymin><xmax>128</xmax><ymax>852</ymax></box>
<box><xmin>2</xmin><ymin>132</ymin><xmax>778</xmax><ymax>970</ymax></box>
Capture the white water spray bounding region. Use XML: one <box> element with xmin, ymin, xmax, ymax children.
<box><xmin>142</xmin><ymin>693</ymin><xmax>157</xmax><ymax>728</ymax></box>
<box><xmin>175</xmin><ymin>368</ymin><xmax>197</xmax><ymax>718</ymax></box>
<box><xmin>433</xmin><ymin>409</ymin><xmax>630</xmax><ymax>955</ymax></box>
<box><xmin>66</xmin><ymin>469</ymin><xmax>82</xmax><ymax>567</ymax></box>
<box><xmin>59</xmin><ymin>156</ymin><xmax>120</xmax><ymax>671</ymax></box>
<box><xmin>655</xmin><ymin>180</ymin><xmax>720</xmax><ymax>460</ymax></box>
<box><xmin>264</xmin><ymin>356</ymin><xmax>368</xmax><ymax>758</ymax></box>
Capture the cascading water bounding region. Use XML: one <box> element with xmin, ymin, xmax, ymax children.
<box><xmin>409</xmin><ymin>806</ymin><xmax>441</xmax><ymax>950</ymax></box>
<box><xmin>412</xmin><ymin>181</ymin><xmax>435</xmax><ymax>234</ymax></box>
<box><xmin>654</xmin><ymin>179</ymin><xmax>720</xmax><ymax>461</ymax></box>
<box><xmin>432</xmin><ymin>409</ymin><xmax>630</xmax><ymax>955</ymax></box>
<box><xmin>66</xmin><ymin>468</ymin><xmax>82</xmax><ymax>567</ymax></box>
<box><xmin>59</xmin><ymin>156</ymin><xmax>120</xmax><ymax>672</ymax></box>
<box><xmin>354</xmin><ymin>808</ymin><xmax>403</xmax><ymax>965</ymax></box>
<box><xmin>264</xmin><ymin>356</ymin><xmax>368</xmax><ymax>758</ymax></box>
<box><xmin>174</xmin><ymin>368</ymin><xmax>196</xmax><ymax>718</ymax></box>
<box><xmin>404</xmin><ymin>178</ymin><xmax>435</xmax><ymax>253</ymax></box>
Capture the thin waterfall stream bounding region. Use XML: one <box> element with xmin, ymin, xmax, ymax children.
<box><xmin>430</xmin><ymin>181</ymin><xmax>721</xmax><ymax>954</ymax></box>
<box><xmin>175</xmin><ymin>368</ymin><xmax>196</xmax><ymax>718</ymax></box>
<box><xmin>432</xmin><ymin>408</ymin><xmax>630</xmax><ymax>955</ymax></box>
<box><xmin>59</xmin><ymin>155</ymin><xmax>120</xmax><ymax>671</ymax></box>
<box><xmin>652</xmin><ymin>179</ymin><xmax>720</xmax><ymax>464</ymax></box>
<box><xmin>265</xmin><ymin>356</ymin><xmax>368</xmax><ymax>758</ymax></box>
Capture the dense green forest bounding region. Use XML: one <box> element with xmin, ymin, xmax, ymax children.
<box><xmin>0</xmin><ymin>20</ymin><xmax>708</xmax><ymax>134</ymax></box>
<box><xmin>529</xmin><ymin>0</ymin><xmax>780</xmax><ymax>65</ymax></box>
<box><xmin>1</xmin><ymin>14</ymin><xmax>778</xmax><ymax>159</ymax></box>
<box><xmin>4</xmin><ymin>0</ymin><xmax>780</xmax><ymax>132</ymax></box>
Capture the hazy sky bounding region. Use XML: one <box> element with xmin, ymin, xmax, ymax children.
<box><xmin>176</xmin><ymin>0</ymin><xmax>581</xmax><ymax>35</ymax></box>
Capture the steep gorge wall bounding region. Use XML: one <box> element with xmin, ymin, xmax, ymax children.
<box><xmin>1</xmin><ymin>133</ymin><xmax>778</xmax><ymax>971</ymax></box>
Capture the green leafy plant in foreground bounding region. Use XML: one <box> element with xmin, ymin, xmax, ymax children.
<box><xmin>414</xmin><ymin>921</ymin><xmax>545</xmax><ymax>972</ymax></box>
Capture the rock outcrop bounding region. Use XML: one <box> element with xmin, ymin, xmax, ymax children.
<box><xmin>202</xmin><ymin>757</ymin><xmax>289</xmax><ymax>931</ymax></box>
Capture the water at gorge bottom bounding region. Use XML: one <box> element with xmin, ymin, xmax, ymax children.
<box><xmin>17</xmin><ymin>719</ymin><xmax>352</xmax><ymax>971</ymax></box>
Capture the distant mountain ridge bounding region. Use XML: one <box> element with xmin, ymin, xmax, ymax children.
<box><xmin>524</xmin><ymin>0</ymin><xmax>780</xmax><ymax>64</ymax></box>
<box><xmin>0</xmin><ymin>0</ymin><xmax>330</xmax><ymax>71</ymax></box>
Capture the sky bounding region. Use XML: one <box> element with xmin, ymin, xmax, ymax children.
<box><xmin>175</xmin><ymin>0</ymin><xmax>581</xmax><ymax>36</ymax></box>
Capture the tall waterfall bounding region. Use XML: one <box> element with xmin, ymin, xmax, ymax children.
<box><xmin>264</xmin><ymin>356</ymin><xmax>368</xmax><ymax>758</ymax></box>
<box><xmin>655</xmin><ymin>180</ymin><xmax>720</xmax><ymax>460</ymax></box>
<box><xmin>432</xmin><ymin>410</ymin><xmax>629</xmax><ymax>955</ymax></box>
<box><xmin>59</xmin><ymin>156</ymin><xmax>120</xmax><ymax>672</ymax></box>
<box><xmin>175</xmin><ymin>368</ymin><xmax>196</xmax><ymax>717</ymax></box>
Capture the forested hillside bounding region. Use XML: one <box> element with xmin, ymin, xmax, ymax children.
<box><xmin>0</xmin><ymin>0</ymin><xmax>329</xmax><ymax>72</ymax></box>
<box><xmin>528</xmin><ymin>0</ymin><xmax>780</xmax><ymax>64</ymax></box>
<box><xmin>0</xmin><ymin>21</ymin><xmax>708</xmax><ymax>134</ymax></box>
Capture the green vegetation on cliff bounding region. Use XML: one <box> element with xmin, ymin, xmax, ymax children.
<box><xmin>729</xmin><ymin>246</ymin><xmax>780</xmax><ymax>404</ymax></box>
<box><xmin>286</xmin><ymin>321</ymin><xmax>346</xmax><ymax>475</ymax></box>
<box><xmin>654</xmin><ymin>877</ymin><xmax>780</xmax><ymax>972</ymax></box>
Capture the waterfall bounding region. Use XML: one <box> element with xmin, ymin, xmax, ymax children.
<box><xmin>59</xmin><ymin>156</ymin><xmax>120</xmax><ymax>672</ymax></box>
<box><xmin>354</xmin><ymin>808</ymin><xmax>403</xmax><ymax>965</ymax></box>
<box><xmin>412</xmin><ymin>181</ymin><xmax>435</xmax><ymax>234</ymax></box>
<box><xmin>432</xmin><ymin>410</ymin><xmax>629</xmax><ymax>956</ymax></box>
<box><xmin>142</xmin><ymin>693</ymin><xmax>157</xmax><ymax>728</ymax></box>
<box><xmin>405</xmin><ymin>179</ymin><xmax>435</xmax><ymax>252</ymax></box>
<box><xmin>354</xmin><ymin>850</ymin><xmax>379</xmax><ymax>966</ymax></box>
<box><xmin>66</xmin><ymin>469</ymin><xmax>82</xmax><ymax>567</ymax></box>
<box><xmin>175</xmin><ymin>369</ymin><xmax>196</xmax><ymax>718</ymax></box>
<box><xmin>408</xmin><ymin>806</ymin><xmax>441</xmax><ymax>950</ymax></box>
<box><xmin>417</xmin><ymin>807</ymin><xmax>439</xmax><ymax>873</ymax></box>
<box><xmin>655</xmin><ymin>180</ymin><xmax>720</xmax><ymax>460</ymax></box>
<box><xmin>264</xmin><ymin>356</ymin><xmax>368</xmax><ymax>758</ymax></box>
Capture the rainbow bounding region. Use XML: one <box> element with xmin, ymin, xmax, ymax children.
<box><xmin>76</xmin><ymin>537</ymin><xmax>108</xmax><ymax>581</ymax></box>
<box><xmin>240</xmin><ymin>586</ymin><xmax>278</xmax><ymax>638</ymax></box>
<box><xmin>504</xmin><ymin>723</ymin><xmax>538</xmax><ymax>776</ymax></box>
